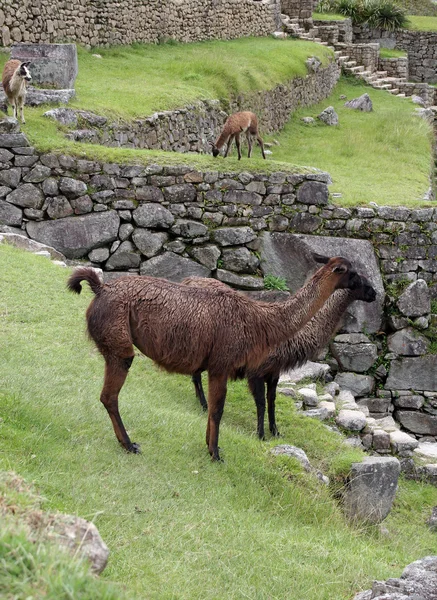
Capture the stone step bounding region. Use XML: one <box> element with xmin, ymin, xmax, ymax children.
<box><xmin>343</xmin><ymin>60</ymin><xmax>357</xmax><ymax>67</ymax></box>
<box><xmin>388</xmin><ymin>88</ymin><xmax>400</xmax><ymax>95</ymax></box>
<box><xmin>372</xmin><ymin>83</ymin><xmax>393</xmax><ymax>90</ymax></box>
<box><xmin>375</xmin><ymin>70</ymin><xmax>388</xmax><ymax>77</ymax></box>
<box><xmin>337</xmin><ymin>55</ymin><xmax>350</xmax><ymax>64</ymax></box>
<box><xmin>348</xmin><ymin>65</ymin><xmax>365</xmax><ymax>73</ymax></box>
<box><xmin>396</xmin><ymin>93</ymin><xmax>406</xmax><ymax>98</ymax></box>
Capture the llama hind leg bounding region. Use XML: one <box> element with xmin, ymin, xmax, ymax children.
<box><xmin>246</xmin><ymin>132</ymin><xmax>253</xmax><ymax>158</ymax></box>
<box><xmin>100</xmin><ymin>354</ymin><xmax>139</xmax><ymax>453</ymax></box>
<box><xmin>206</xmin><ymin>373</ymin><xmax>227</xmax><ymax>461</ymax></box>
<box><xmin>248</xmin><ymin>375</ymin><xmax>266</xmax><ymax>439</ymax></box>
<box><xmin>192</xmin><ymin>371</ymin><xmax>207</xmax><ymax>411</ymax></box>
<box><xmin>266</xmin><ymin>374</ymin><xmax>280</xmax><ymax>436</ymax></box>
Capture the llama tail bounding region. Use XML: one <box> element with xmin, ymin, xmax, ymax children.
<box><xmin>67</xmin><ymin>267</ymin><xmax>103</xmax><ymax>296</ymax></box>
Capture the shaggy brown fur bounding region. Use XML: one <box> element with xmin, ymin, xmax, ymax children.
<box><xmin>2</xmin><ymin>59</ymin><xmax>31</xmax><ymax>124</ymax></box>
<box><xmin>210</xmin><ymin>111</ymin><xmax>265</xmax><ymax>160</ymax></box>
<box><xmin>187</xmin><ymin>276</ymin><xmax>376</xmax><ymax>438</ymax></box>
<box><xmin>67</xmin><ymin>256</ymin><xmax>360</xmax><ymax>461</ymax></box>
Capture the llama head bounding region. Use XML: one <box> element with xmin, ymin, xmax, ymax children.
<box><xmin>208</xmin><ymin>140</ymin><xmax>220</xmax><ymax>157</ymax></box>
<box><xmin>354</xmin><ymin>275</ymin><xmax>376</xmax><ymax>303</ymax></box>
<box><xmin>19</xmin><ymin>62</ymin><xmax>32</xmax><ymax>82</ymax></box>
<box><xmin>313</xmin><ymin>254</ymin><xmax>361</xmax><ymax>291</ymax></box>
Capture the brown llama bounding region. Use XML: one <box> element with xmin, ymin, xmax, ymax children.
<box><xmin>67</xmin><ymin>255</ymin><xmax>361</xmax><ymax>461</ymax></box>
<box><xmin>2</xmin><ymin>60</ymin><xmax>32</xmax><ymax>124</ymax></box>
<box><xmin>186</xmin><ymin>275</ymin><xmax>376</xmax><ymax>438</ymax></box>
<box><xmin>210</xmin><ymin>111</ymin><xmax>266</xmax><ymax>160</ymax></box>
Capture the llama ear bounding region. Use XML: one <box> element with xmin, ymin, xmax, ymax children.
<box><xmin>208</xmin><ymin>140</ymin><xmax>214</xmax><ymax>146</ymax></box>
<box><xmin>312</xmin><ymin>253</ymin><xmax>330</xmax><ymax>264</ymax></box>
<box><xmin>333</xmin><ymin>263</ymin><xmax>348</xmax><ymax>274</ymax></box>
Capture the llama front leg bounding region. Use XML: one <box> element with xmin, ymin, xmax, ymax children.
<box><xmin>248</xmin><ymin>375</ymin><xmax>266</xmax><ymax>439</ymax></box>
<box><xmin>266</xmin><ymin>374</ymin><xmax>280</xmax><ymax>436</ymax></box>
<box><xmin>18</xmin><ymin>97</ymin><xmax>25</xmax><ymax>124</ymax></box>
<box><xmin>257</xmin><ymin>135</ymin><xmax>266</xmax><ymax>160</ymax></box>
<box><xmin>206</xmin><ymin>373</ymin><xmax>227</xmax><ymax>461</ymax></box>
<box><xmin>235</xmin><ymin>132</ymin><xmax>242</xmax><ymax>160</ymax></box>
<box><xmin>100</xmin><ymin>355</ymin><xmax>139</xmax><ymax>453</ymax></box>
<box><xmin>246</xmin><ymin>132</ymin><xmax>253</xmax><ymax>158</ymax></box>
<box><xmin>192</xmin><ymin>370</ymin><xmax>207</xmax><ymax>411</ymax></box>
<box><xmin>224</xmin><ymin>134</ymin><xmax>234</xmax><ymax>158</ymax></box>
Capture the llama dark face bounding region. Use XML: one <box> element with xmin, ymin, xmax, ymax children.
<box><xmin>356</xmin><ymin>275</ymin><xmax>377</xmax><ymax>303</ymax></box>
<box><xmin>323</xmin><ymin>257</ymin><xmax>361</xmax><ymax>291</ymax></box>
<box><xmin>19</xmin><ymin>63</ymin><xmax>31</xmax><ymax>82</ymax></box>
<box><xmin>212</xmin><ymin>145</ymin><xmax>220</xmax><ymax>157</ymax></box>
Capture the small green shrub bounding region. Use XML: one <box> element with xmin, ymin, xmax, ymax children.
<box><xmin>316</xmin><ymin>0</ymin><xmax>409</xmax><ymax>29</ymax></box>
<box><xmin>264</xmin><ymin>274</ymin><xmax>289</xmax><ymax>291</ymax></box>
<box><xmin>431</xmin><ymin>299</ymin><xmax>437</xmax><ymax>314</ymax></box>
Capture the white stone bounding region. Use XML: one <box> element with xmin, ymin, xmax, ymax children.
<box><xmin>377</xmin><ymin>416</ymin><xmax>399</xmax><ymax>432</ymax></box>
<box><xmin>414</xmin><ymin>442</ymin><xmax>437</xmax><ymax>461</ymax></box>
<box><xmin>279</xmin><ymin>361</ymin><xmax>329</xmax><ymax>383</ymax></box>
<box><xmin>318</xmin><ymin>401</ymin><xmax>336</xmax><ymax>418</ymax></box>
<box><xmin>297</xmin><ymin>387</ymin><xmax>319</xmax><ymax>406</ymax></box>
<box><xmin>336</xmin><ymin>409</ymin><xmax>367</xmax><ymax>431</ymax></box>
<box><xmin>390</xmin><ymin>430</ymin><xmax>419</xmax><ymax>454</ymax></box>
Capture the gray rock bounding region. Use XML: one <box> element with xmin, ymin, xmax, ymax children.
<box><xmin>411</xmin><ymin>94</ymin><xmax>426</xmax><ymax>106</ymax></box>
<box><xmin>132</xmin><ymin>229</ymin><xmax>168</xmax><ymax>258</ymax></box>
<box><xmin>0</xmin><ymin>133</ymin><xmax>29</xmax><ymax>147</ymax></box>
<box><xmin>386</xmin><ymin>356</ymin><xmax>437</xmax><ymax>391</ymax></box>
<box><xmin>216</xmin><ymin>269</ymin><xmax>264</xmax><ymax>290</ymax></box>
<box><xmin>162</xmin><ymin>184</ymin><xmax>196</xmax><ymax>203</ymax></box>
<box><xmin>46</xmin><ymin>196</ymin><xmax>73</xmax><ymax>219</ymax></box>
<box><xmin>393</xmin><ymin>395</ymin><xmax>424</xmax><ymax>409</ymax></box>
<box><xmin>259</xmin><ymin>232</ymin><xmax>384</xmax><ymax>333</ymax></box>
<box><xmin>344</xmin><ymin>93</ymin><xmax>373</xmax><ymax>112</ymax></box>
<box><xmin>296</xmin><ymin>180</ymin><xmax>329</xmax><ymax>206</ymax></box>
<box><xmin>298</xmin><ymin>387</ymin><xmax>319</xmax><ymax>407</ymax></box>
<box><xmin>352</xmin><ymin>556</ymin><xmax>437</xmax><ymax>600</ymax></box>
<box><xmin>343</xmin><ymin>457</ymin><xmax>400</xmax><ymax>524</ymax></box>
<box><xmin>133</xmin><ymin>203</ymin><xmax>175</xmax><ymax>229</ymax></box>
<box><xmin>395</xmin><ymin>411</ymin><xmax>437</xmax><ymax>436</ymax></box>
<box><xmin>12</xmin><ymin>43</ymin><xmax>78</xmax><ymax>89</ymax></box>
<box><xmin>280</xmin><ymin>361</ymin><xmax>330</xmax><ymax>384</ymax></box>
<box><xmin>301</xmin><ymin>117</ymin><xmax>315</xmax><ymax>124</ymax></box>
<box><xmin>318</xmin><ymin>106</ymin><xmax>338</xmax><ymax>125</ymax></box>
<box><xmin>397</xmin><ymin>279</ymin><xmax>430</xmax><ymax>317</ymax></box>
<box><xmin>189</xmin><ymin>245</ymin><xmax>221</xmax><ymax>270</ymax></box>
<box><xmin>0</xmin><ymin>167</ymin><xmax>21</xmax><ymax>189</ymax></box>
<box><xmin>270</xmin><ymin>445</ymin><xmax>311</xmax><ymax>471</ymax></box>
<box><xmin>42</xmin><ymin>178</ymin><xmax>59</xmax><ymax>196</ymax></box>
<box><xmin>336</xmin><ymin>409</ymin><xmax>367</xmax><ymax>431</ymax></box>
<box><xmin>140</xmin><ymin>252</ymin><xmax>211</xmax><ymax>281</ymax></box>
<box><xmin>387</xmin><ymin>327</ymin><xmax>429</xmax><ymax>356</ymax></box>
<box><xmin>43</xmin><ymin>513</ymin><xmax>109</xmax><ymax>574</ymax></box>
<box><xmin>357</xmin><ymin>397</ymin><xmax>391</xmax><ymax>413</ymax></box>
<box><xmin>43</xmin><ymin>108</ymin><xmax>78</xmax><ymax>126</ymax></box>
<box><xmin>6</xmin><ymin>183</ymin><xmax>44</xmax><ymax>209</ymax></box>
<box><xmin>26</xmin><ymin>211</ymin><xmax>120</xmax><ymax>259</ymax></box>
<box><xmin>212</xmin><ymin>226</ymin><xmax>257</xmax><ymax>247</ymax></box>
<box><xmin>331</xmin><ymin>337</ymin><xmax>378</xmax><ymax>372</ymax></box>
<box><xmin>0</xmin><ymin>232</ymin><xmax>65</xmax><ymax>260</ymax></box>
<box><xmin>390</xmin><ymin>430</ymin><xmax>419</xmax><ymax>456</ymax></box>
<box><xmin>23</xmin><ymin>165</ymin><xmax>52</xmax><ymax>183</ymax></box>
<box><xmin>58</xmin><ymin>177</ymin><xmax>87</xmax><ymax>199</ymax></box>
<box><xmin>171</xmin><ymin>219</ymin><xmax>208</xmax><ymax>239</ymax></box>
<box><xmin>427</xmin><ymin>507</ymin><xmax>437</xmax><ymax>531</ymax></box>
<box><xmin>221</xmin><ymin>247</ymin><xmax>259</xmax><ymax>273</ymax></box>
<box><xmin>0</xmin><ymin>117</ymin><xmax>20</xmax><ymax>133</ymax></box>
<box><xmin>305</xmin><ymin>56</ymin><xmax>322</xmax><ymax>73</ymax></box>
<box><xmin>335</xmin><ymin>373</ymin><xmax>375</xmax><ymax>397</ymax></box>
<box><xmin>0</xmin><ymin>199</ymin><xmax>22</xmax><ymax>225</ymax></box>
<box><xmin>105</xmin><ymin>241</ymin><xmax>140</xmax><ymax>270</ymax></box>
<box><xmin>88</xmin><ymin>247</ymin><xmax>110</xmax><ymax>263</ymax></box>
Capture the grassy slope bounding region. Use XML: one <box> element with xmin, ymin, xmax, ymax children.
<box><xmin>1</xmin><ymin>243</ymin><xmax>437</xmax><ymax>599</ymax></box>
<box><xmin>265</xmin><ymin>78</ymin><xmax>432</xmax><ymax>207</ymax></box>
<box><xmin>406</xmin><ymin>15</ymin><xmax>437</xmax><ymax>29</ymax></box>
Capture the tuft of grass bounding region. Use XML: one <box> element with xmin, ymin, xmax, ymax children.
<box><xmin>1</xmin><ymin>244</ymin><xmax>437</xmax><ymax>599</ymax></box>
<box><xmin>379</xmin><ymin>47</ymin><xmax>407</xmax><ymax>58</ymax></box>
<box><xmin>263</xmin><ymin>274</ymin><xmax>290</xmax><ymax>291</ymax></box>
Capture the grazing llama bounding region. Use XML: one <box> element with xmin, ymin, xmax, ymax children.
<box><xmin>67</xmin><ymin>256</ymin><xmax>361</xmax><ymax>461</ymax></box>
<box><xmin>2</xmin><ymin>59</ymin><xmax>32</xmax><ymax>124</ymax></box>
<box><xmin>210</xmin><ymin>111</ymin><xmax>266</xmax><ymax>160</ymax></box>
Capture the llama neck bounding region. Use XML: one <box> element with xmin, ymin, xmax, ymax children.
<box><xmin>10</xmin><ymin>71</ymin><xmax>25</xmax><ymax>94</ymax></box>
<box><xmin>258</xmin><ymin>273</ymin><xmax>337</xmax><ymax>349</ymax></box>
<box><xmin>215</xmin><ymin>129</ymin><xmax>230</xmax><ymax>150</ymax></box>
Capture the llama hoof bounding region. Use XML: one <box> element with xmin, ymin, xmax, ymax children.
<box><xmin>127</xmin><ymin>442</ymin><xmax>141</xmax><ymax>454</ymax></box>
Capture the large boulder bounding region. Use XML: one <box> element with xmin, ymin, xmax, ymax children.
<box><xmin>342</xmin><ymin>457</ymin><xmax>400</xmax><ymax>524</ymax></box>
<box><xmin>335</xmin><ymin>372</ymin><xmax>375</xmax><ymax>397</ymax></box>
<box><xmin>139</xmin><ymin>252</ymin><xmax>211</xmax><ymax>281</ymax></box>
<box><xmin>259</xmin><ymin>232</ymin><xmax>384</xmax><ymax>333</ymax></box>
<box><xmin>11</xmin><ymin>43</ymin><xmax>78</xmax><ymax>89</ymax></box>
<box><xmin>387</xmin><ymin>327</ymin><xmax>429</xmax><ymax>356</ymax></box>
<box><xmin>331</xmin><ymin>333</ymin><xmax>378</xmax><ymax>372</ymax></box>
<box><xmin>397</xmin><ymin>279</ymin><xmax>430</xmax><ymax>317</ymax></box>
<box><xmin>26</xmin><ymin>211</ymin><xmax>120</xmax><ymax>259</ymax></box>
<box><xmin>386</xmin><ymin>356</ymin><xmax>437</xmax><ymax>391</ymax></box>
<box><xmin>344</xmin><ymin>93</ymin><xmax>373</xmax><ymax>112</ymax></box>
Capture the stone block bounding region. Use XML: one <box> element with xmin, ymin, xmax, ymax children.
<box><xmin>11</xmin><ymin>43</ymin><xmax>78</xmax><ymax>89</ymax></box>
<box><xmin>139</xmin><ymin>252</ymin><xmax>210</xmax><ymax>282</ymax></box>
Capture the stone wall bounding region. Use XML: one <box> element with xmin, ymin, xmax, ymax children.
<box><xmin>353</xmin><ymin>26</ymin><xmax>437</xmax><ymax>83</ymax></box>
<box><xmin>0</xmin><ymin>0</ymin><xmax>281</xmax><ymax>48</ymax></box>
<box><xmin>378</xmin><ymin>56</ymin><xmax>408</xmax><ymax>79</ymax></box>
<box><xmin>337</xmin><ymin>43</ymin><xmax>380</xmax><ymax>72</ymax></box>
<box><xmin>44</xmin><ymin>61</ymin><xmax>341</xmax><ymax>153</ymax></box>
<box><xmin>313</xmin><ymin>19</ymin><xmax>353</xmax><ymax>44</ymax></box>
<box><xmin>281</xmin><ymin>0</ymin><xmax>317</xmax><ymax>22</ymax></box>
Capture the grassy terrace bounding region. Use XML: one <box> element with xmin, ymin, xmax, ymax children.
<box><xmin>0</xmin><ymin>37</ymin><xmax>433</xmax><ymax>207</ymax></box>
<box><xmin>1</xmin><ymin>243</ymin><xmax>437</xmax><ymax>599</ymax></box>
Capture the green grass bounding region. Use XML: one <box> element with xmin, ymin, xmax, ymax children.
<box><xmin>1</xmin><ymin>243</ymin><xmax>437</xmax><ymax>599</ymax></box>
<box><xmin>405</xmin><ymin>14</ymin><xmax>437</xmax><ymax>29</ymax></box>
<box><xmin>265</xmin><ymin>77</ymin><xmax>433</xmax><ymax>206</ymax></box>
<box><xmin>379</xmin><ymin>48</ymin><xmax>408</xmax><ymax>58</ymax></box>
<box><xmin>394</xmin><ymin>0</ymin><xmax>437</xmax><ymax>16</ymax></box>
<box><xmin>313</xmin><ymin>12</ymin><xmax>348</xmax><ymax>20</ymax></box>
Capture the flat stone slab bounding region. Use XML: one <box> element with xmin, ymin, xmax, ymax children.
<box><xmin>259</xmin><ymin>232</ymin><xmax>384</xmax><ymax>333</ymax></box>
<box><xmin>279</xmin><ymin>361</ymin><xmax>330</xmax><ymax>384</ymax></box>
<box><xmin>386</xmin><ymin>355</ymin><xmax>437</xmax><ymax>391</ymax></box>
<box><xmin>415</xmin><ymin>442</ymin><xmax>437</xmax><ymax>461</ymax></box>
<box><xmin>11</xmin><ymin>43</ymin><xmax>78</xmax><ymax>89</ymax></box>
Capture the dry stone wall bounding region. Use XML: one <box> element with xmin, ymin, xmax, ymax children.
<box><xmin>353</xmin><ymin>25</ymin><xmax>437</xmax><ymax>83</ymax></box>
<box><xmin>0</xmin><ymin>0</ymin><xmax>280</xmax><ymax>48</ymax></box>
